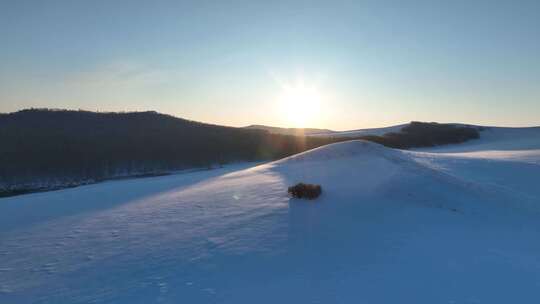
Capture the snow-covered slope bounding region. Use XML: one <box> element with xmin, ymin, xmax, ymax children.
<box><xmin>416</xmin><ymin>126</ymin><xmax>540</xmax><ymax>152</ymax></box>
<box><xmin>1</xmin><ymin>128</ymin><xmax>540</xmax><ymax>303</ymax></box>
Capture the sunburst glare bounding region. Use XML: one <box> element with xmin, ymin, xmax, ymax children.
<box><xmin>278</xmin><ymin>80</ymin><xmax>323</xmax><ymax>128</ymax></box>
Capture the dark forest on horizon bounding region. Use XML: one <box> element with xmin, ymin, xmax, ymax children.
<box><xmin>0</xmin><ymin>109</ymin><xmax>480</xmax><ymax>196</ymax></box>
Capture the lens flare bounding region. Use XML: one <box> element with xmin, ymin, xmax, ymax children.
<box><xmin>278</xmin><ymin>81</ymin><xmax>322</xmax><ymax>128</ymax></box>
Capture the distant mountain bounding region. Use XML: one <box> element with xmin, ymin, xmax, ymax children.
<box><xmin>309</xmin><ymin>124</ymin><xmax>409</xmax><ymax>137</ymax></box>
<box><xmin>0</xmin><ymin>109</ymin><xmax>344</xmax><ymax>196</ymax></box>
<box><xmin>245</xmin><ymin>123</ymin><xmax>410</xmax><ymax>137</ymax></box>
<box><xmin>244</xmin><ymin>125</ymin><xmax>335</xmax><ymax>136</ymax></box>
<box><xmin>250</xmin><ymin>123</ymin><xmax>488</xmax><ymax>139</ymax></box>
<box><xmin>250</xmin><ymin>122</ymin><xmax>484</xmax><ymax>149</ymax></box>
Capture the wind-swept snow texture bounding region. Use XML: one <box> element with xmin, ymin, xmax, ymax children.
<box><xmin>1</xmin><ymin>127</ymin><xmax>540</xmax><ymax>303</ymax></box>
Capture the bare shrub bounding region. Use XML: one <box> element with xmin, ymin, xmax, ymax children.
<box><xmin>288</xmin><ymin>183</ymin><xmax>322</xmax><ymax>200</ymax></box>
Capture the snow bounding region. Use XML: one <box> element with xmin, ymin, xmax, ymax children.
<box><xmin>415</xmin><ymin>126</ymin><xmax>540</xmax><ymax>152</ymax></box>
<box><xmin>1</xmin><ymin>127</ymin><xmax>540</xmax><ymax>303</ymax></box>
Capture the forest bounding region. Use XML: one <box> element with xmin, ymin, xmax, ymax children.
<box><xmin>0</xmin><ymin>109</ymin><xmax>480</xmax><ymax>196</ymax></box>
<box><xmin>0</xmin><ymin>109</ymin><xmax>345</xmax><ymax>195</ymax></box>
<box><xmin>358</xmin><ymin>121</ymin><xmax>480</xmax><ymax>149</ymax></box>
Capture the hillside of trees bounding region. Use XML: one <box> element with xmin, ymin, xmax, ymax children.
<box><xmin>0</xmin><ymin>109</ymin><xmax>481</xmax><ymax>197</ymax></box>
<box><xmin>358</xmin><ymin>121</ymin><xmax>481</xmax><ymax>149</ymax></box>
<box><xmin>0</xmin><ymin>109</ymin><xmax>347</xmax><ymax>196</ymax></box>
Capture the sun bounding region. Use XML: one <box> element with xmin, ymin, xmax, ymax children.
<box><xmin>278</xmin><ymin>81</ymin><xmax>322</xmax><ymax>128</ymax></box>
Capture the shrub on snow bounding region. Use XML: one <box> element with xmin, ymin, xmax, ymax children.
<box><xmin>288</xmin><ymin>183</ymin><xmax>322</xmax><ymax>200</ymax></box>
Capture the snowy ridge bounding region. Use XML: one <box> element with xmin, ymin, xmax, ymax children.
<box><xmin>272</xmin><ymin>140</ymin><xmax>394</xmax><ymax>163</ymax></box>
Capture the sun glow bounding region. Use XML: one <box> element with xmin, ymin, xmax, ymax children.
<box><xmin>278</xmin><ymin>81</ymin><xmax>322</xmax><ymax>128</ymax></box>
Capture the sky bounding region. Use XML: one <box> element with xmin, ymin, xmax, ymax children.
<box><xmin>1</xmin><ymin>0</ymin><xmax>539</xmax><ymax>130</ymax></box>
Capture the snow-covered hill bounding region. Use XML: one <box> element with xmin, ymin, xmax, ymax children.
<box><xmin>1</xmin><ymin>127</ymin><xmax>540</xmax><ymax>303</ymax></box>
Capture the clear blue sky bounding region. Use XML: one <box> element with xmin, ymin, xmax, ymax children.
<box><xmin>1</xmin><ymin>0</ymin><xmax>539</xmax><ymax>129</ymax></box>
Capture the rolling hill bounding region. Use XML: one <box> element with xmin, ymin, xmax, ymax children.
<box><xmin>0</xmin><ymin>109</ymin><xmax>343</xmax><ymax>196</ymax></box>
<box><xmin>244</xmin><ymin>124</ymin><xmax>334</xmax><ymax>136</ymax></box>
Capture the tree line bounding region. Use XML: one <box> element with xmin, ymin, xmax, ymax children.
<box><xmin>0</xmin><ymin>109</ymin><xmax>345</xmax><ymax>195</ymax></box>
<box><xmin>0</xmin><ymin>109</ymin><xmax>481</xmax><ymax>196</ymax></box>
<box><xmin>358</xmin><ymin>121</ymin><xmax>480</xmax><ymax>149</ymax></box>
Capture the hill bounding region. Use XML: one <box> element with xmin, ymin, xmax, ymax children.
<box><xmin>244</xmin><ymin>124</ymin><xmax>334</xmax><ymax>136</ymax></box>
<box><xmin>0</xmin><ymin>110</ymin><xmax>484</xmax><ymax>196</ymax></box>
<box><xmin>309</xmin><ymin>123</ymin><xmax>408</xmax><ymax>137</ymax></box>
<box><xmin>246</xmin><ymin>122</ymin><xmax>483</xmax><ymax>149</ymax></box>
<box><xmin>243</xmin><ymin>123</ymin><xmax>407</xmax><ymax>137</ymax></box>
<box><xmin>0</xmin><ymin>109</ymin><xmax>343</xmax><ymax>196</ymax></box>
